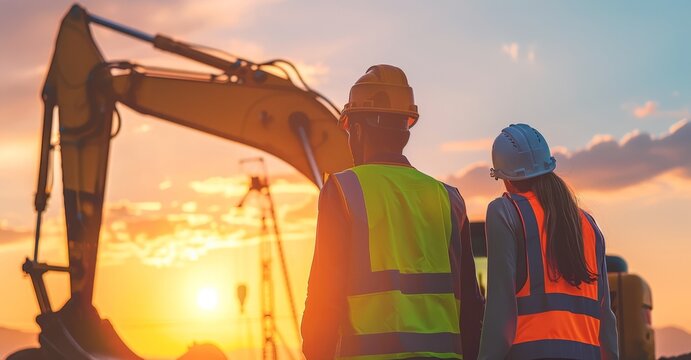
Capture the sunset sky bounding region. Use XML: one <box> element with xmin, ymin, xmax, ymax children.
<box><xmin>1</xmin><ymin>1</ymin><xmax>691</xmax><ymax>358</ymax></box>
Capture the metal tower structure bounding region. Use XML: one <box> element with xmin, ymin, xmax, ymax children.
<box><xmin>237</xmin><ymin>157</ymin><xmax>300</xmax><ymax>360</ymax></box>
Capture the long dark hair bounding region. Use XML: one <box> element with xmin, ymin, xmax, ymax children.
<box><xmin>513</xmin><ymin>172</ymin><xmax>597</xmax><ymax>286</ymax></box>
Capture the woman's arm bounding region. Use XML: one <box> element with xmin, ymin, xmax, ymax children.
<box><xmin>478</xmin><ymin>197</ymin><xmax>521</xmax><ymax>360</ymax></box>
<box><xmin>594</xmin><ymin>223</ymin><xmax>620</xmax><ymax>360</ymax></box>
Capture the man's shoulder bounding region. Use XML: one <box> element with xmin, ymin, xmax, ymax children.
<box><xmin>325</xmin><ymin>167</ymin><xmax>358</xmax><ymax>187</ymax></box>
<box><xmin>319</xmin><ymin>174</ymin><xmax>346</xmax><ymax>204</ymax></box>
<box><xmin>436</xmin><ymin>179</ymin><xmax>463</xmax><ymax>197</ymax></box>
<box><xmin>432</xmin><ymin>179</ymin><xmax>469</xmax><ymax>212</ymax></box>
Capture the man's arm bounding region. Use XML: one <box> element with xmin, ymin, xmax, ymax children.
<box><xmin>301</xmin><ymin>177</ymin><xmax>350</xmax><ymax>360</ymax></box>
<box><xmin>453</xmin><ymin>189</ymin><xmax>484</xmax><ymax>360</ymax></box>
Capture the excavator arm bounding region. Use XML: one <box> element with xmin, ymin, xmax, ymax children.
<box><xmin>19</xmin><ymin>4</ymin><xmax>351</xmax><ymax>359</ymax></box>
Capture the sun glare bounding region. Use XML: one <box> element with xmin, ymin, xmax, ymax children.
<box><xmin>197</xmin><ymin>287</ymin><xmax>219</xmax><ymax>311</ymax></box>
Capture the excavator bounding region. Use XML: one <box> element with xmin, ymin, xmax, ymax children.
<box><xmin>10</xmin><ymin>4</ymin><xmax>351</xmax><ymax>359</ymax></box>
<box><xmin>10</xmin><ymin>3</ymin><xmax>657</xmax><ymax>360</ymax></box>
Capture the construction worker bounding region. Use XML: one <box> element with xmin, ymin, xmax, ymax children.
<box><xmin>301</xmin><ymin>65</ymin><xmax>484</xmax><ymax>360</ymax></box>
<box><xmin>478</xmin><ymin>124</ymin><xmax>618</xmax><ymax>360</ymax></box>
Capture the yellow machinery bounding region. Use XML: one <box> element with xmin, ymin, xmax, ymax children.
<box><xmin>11</xmin><ymin>4</ymin><xmax>352</xmax><ymax>359</ymax></box>
<box><xmin>608</xmin><ymin>256</ymin><xmax>656</xmax><ymax>360</ymax></box>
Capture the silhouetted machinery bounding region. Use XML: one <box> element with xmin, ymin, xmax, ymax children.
<box><xmin>607</xmin><ymin>256</ymin><xmax>656</xmax><ymax>360</ymax></box>
<box><xmin>10</xmin><ymin>4</ymin><xmax>351</xmax><ymax>359</ymax></box>
<box><xmin>471</xmin><ymin>222</ymin><xmax>656</xmax><ymax>360</ymax></box>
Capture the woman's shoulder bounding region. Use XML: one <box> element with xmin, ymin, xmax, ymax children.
<box><xmin>486</xmin><ymin>195</ymin><xmax>523</xmax><ymax>235</ymax></box>
<box><xmin>487</xmin><ymin>195</ymin><xmax>516</xmax><ymax>218</ymax></box>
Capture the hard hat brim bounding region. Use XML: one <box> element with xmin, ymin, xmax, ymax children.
<box><xmin>339</xmin><ymin>109</ymin><xmax>418</xmax><ymax>130</ymax></box>
<box><xmin>490</xmin><ymin>158</ymin><xmax>557</xmax><ymax>181</ymax></box>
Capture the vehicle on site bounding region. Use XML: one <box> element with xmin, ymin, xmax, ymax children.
<box><xmin>9</xmin><ymin>4</ymin><xmax>351</xmax><ymax>359</ymax></box>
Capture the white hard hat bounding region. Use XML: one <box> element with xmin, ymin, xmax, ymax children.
<box><xmin>490</xmin><ymin>123</ymin><xmax>557</xmax><ymax>181</ymax></box>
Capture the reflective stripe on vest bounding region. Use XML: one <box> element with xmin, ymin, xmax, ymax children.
<box><xmin>505</xmin><ymin>192</ymin><xmax>605</xmax><ymax>360</ymax></box>
<box><xmin>332</xmin><ymin>164</ymin><xmax>464</xmax><ymax>360</ymax></box>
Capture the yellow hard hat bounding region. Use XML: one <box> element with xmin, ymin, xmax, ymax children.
<box><xmin>339</xmin><ymin>64</ymin><xmax>419</xmax><ymax>130</ymax></box>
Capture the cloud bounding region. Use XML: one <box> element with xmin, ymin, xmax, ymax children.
<box><xmin>501</xmin><ymin>42</ymin><xmax>520</xmax><ymax>62</ymax></box>
<box><xmin>0</xmin><ymin>171</ymin><xmax>317</xmax><ymax>262</ymax></box>
<box><xmin>133</xmin><ymin>124</ymin><xmax>152</xmax><ymax>134</ymax></box>
<box><xmin>0</xmin><ymin>226</ymin><xmax>32</xmax><ymax>245</ymax></box>
<box><xmin>557</xmin><ymin>120</ymin><xmax>691</xmax><ymax>190</ymax></box>
<box><xmin>101</xmin><ymin>202</ymin><xmax>256</xmax><ymax>266</ymax></box>
<box><xmin>190</xmin><ymin>176</ymin><xmax>252</xmax><ymax>197</ymax></box>
<box><xmin>633</xmin><ymin>101</ymin><xmax>658</xmax><ymax>118</ymax></box>
<box><xmin>293</xmin><ymin>61</ymin><xmax>330</xmax><ymax>87</ymax></box>
<box><xmin>501</xmin><ymin>42</ymin><xmax>537</xmax><ymax>64</ymax></box>
<box><xmin>181</xmin><ymin>201</ymin><xmax>198</xmax><ymax>213</ymax></box>
<box><xmin>446</xmin><ymin>120</ymin><xmax>691</xmax><ymax>197</ymax></box>
<box><xmin>628</xmin><ymin>100</ymin><xmax>690</xmax><ymax>119</ymax></box>
<box><xmin>445</xmin><ymin>163</ymin><xmax>503</xmax><ymax>199</ymax></box>
<box><xmin>439</xmin><ymin>138</ymin><xmax>493</xmax><ymax>153</ymax></box>
<box><xmin>159</xmin><ymin>179</ymin><xmax>173</xmax><ymax>190</ymax></box>
<box><xmin>586</xmin><ymin>134</ymin><xmax>615</xmax><ymax>148</ymax></box>
<box><xmin>281</xmin><ymin>195</ymin><xmax>318</xmax><ymax>223</ymax></box>
<box><xmin>95</xmin><ymin>175</ymin><xmax>318</xmax><ymax>266</ymax></box>
<box><xmin>190</xmin><ymin>176</ymin><xmax>318</xmax><ymax>197</ymax></box>
<box><xmin>0</xmin><ymin>137</ymin><xmax>38</xmax><ymax>169</ymax></box>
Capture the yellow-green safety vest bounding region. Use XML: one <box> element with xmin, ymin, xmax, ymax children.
<box><xmin>332</xmin><ymin>164</ymin><xmax>465</xmax><ymax>360</ymax></box>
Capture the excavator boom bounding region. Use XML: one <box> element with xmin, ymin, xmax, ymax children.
<box><xmin>19</xmin><ymin>4</ymin><xmax>351</xmax><ymax>359</ymax></box>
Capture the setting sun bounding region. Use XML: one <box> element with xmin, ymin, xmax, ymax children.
<box><xmin>197</xmin><ymin>287</ymin><xmax>220</xmax><ymax>311</ymax></box>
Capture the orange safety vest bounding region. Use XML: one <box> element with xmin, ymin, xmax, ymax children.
<box><xmin>505</xmin><ymin>192</ymin><xmax>605</xmax><ymax>360</ymax></box>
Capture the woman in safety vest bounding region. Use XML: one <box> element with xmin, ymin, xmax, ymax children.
<box><xmin>478</xmin><ymin>124</ymin><xmax>619</xmax><ymax>360</ymax></box>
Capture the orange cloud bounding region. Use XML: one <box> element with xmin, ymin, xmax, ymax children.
<box><xmin>633</xmin><ymin>101</ymin><xmax>658</xmax><ymax>118</ymax></box>
<box><xmin>0</xmin><ymin>137</ymin><xmax>37</xmax><ymax>169</ymax></box>
<box><xmin>0</xmin><ymin>225</ymin><xmax>31</xmax><ymax>245</ymax></box>
<box><xmin>446</xmin><ymin>120</ymin><xmax>691</xmax><ymax>198</ymax></box>
<box><xmin>445</xmin><ymin>162</ymin><xmax>503</xmax><ymax>199</ymax></box>
<box><xmin>439</xmin><ymin>138</ymin><xmax>493</xmax><ymax>153</ymax></box>
<box><xmin>501</xmin><ymin>42</ymin><xmax>519</xmax><ymax>62</ymax></box>
<box><xmin>586</xmin><ymin>134</ymin><xmax>616</xmax><ymax>149</ymax></box>
<box><xmin>628</xmin><ymin>101</ymin><xmax>689</xmax><ymax>119</ymax></box>
<box><xmin>93</xmin><ymin>174</ymin><xmax>318</xmax><ymax>266</ymax></box>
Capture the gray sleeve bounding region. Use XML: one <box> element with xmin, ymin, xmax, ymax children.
<box><xmin>478</xmin><ymin>197</ymin><xmax>522</xmax><ymax>360</ymax></box>
<box><xmin>595</xmin><ymin>225</ymin><xmax>620</xmax><ymax>360</ymax></box>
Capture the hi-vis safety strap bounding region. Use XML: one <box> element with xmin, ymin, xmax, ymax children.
<box><xmin>332</xmin><ymin>165</ymin><xmax>464</xmax><ymax>359</ymax></box>
<box><xmin>505</xmin><ymin>192</ymin><xmax>605</xmax><ymax>360</ymax></box>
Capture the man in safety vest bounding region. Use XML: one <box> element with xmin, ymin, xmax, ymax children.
<box><xmin>302</xmin><ymin>65</ymin><xmax>485</xmax><ymax>360</ymax></box>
